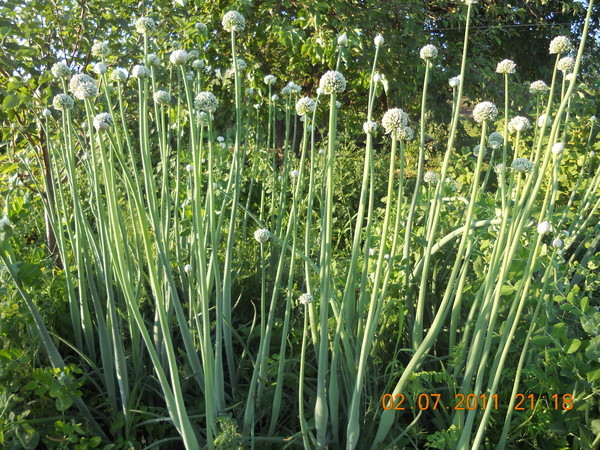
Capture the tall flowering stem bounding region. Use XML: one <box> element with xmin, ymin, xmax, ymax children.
<box><xmin>374</xmin><ymin>3</ymin><xmax>474</xmax><ymax>445</ymax></box>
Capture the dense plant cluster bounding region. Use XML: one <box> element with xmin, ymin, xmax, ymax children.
<box><xmin>1</xmin><ymin>0</ymin><xmax>599</xmax><ymax>449</ymax></box>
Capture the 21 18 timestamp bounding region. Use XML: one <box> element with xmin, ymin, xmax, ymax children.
<box><xmin>381</xmin><ymin>393</ymin><xmax>574</xmax><ymax>410</ymax></box>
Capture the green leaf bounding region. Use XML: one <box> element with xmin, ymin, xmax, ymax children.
<box><xmin>565</xmin><ymin>339</ymin><xmax>581</xmax><ymax>354</ymax></box>
<box><xmin>55</xmin><ymin>394</ymin><xmax>73</xmax><ymax>411</ymax></box>
<box><xmin>2</xmin><ymin>94</ymin><xmax>20</xmax><ymax>110</ymax></box>
<box><xmin>500</xmin><ymin>284</ymin><xmax>514</xmax><ymax>296</ymax></box>
<box><xmin>531</xmin><ymin>335</ymin><xmax>551</xmax><ymax>346</ymax></box>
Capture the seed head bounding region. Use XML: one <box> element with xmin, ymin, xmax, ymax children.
<box><xmin>296</xmin><ymin>97</ymin><xmax>316</xmax><ymax>116</ymax></box>
<box><xmin>338</xmin><ymin>33</ymin><xmax>348</xmax><ymax>46</ymax></box>
<box><xmin>424</xmin><ymin>171</ymin><xmax>438</xmax><ymax>184</ymax></box>
<box><xmin>264</xmin><ymin>74</ymin><xmax>277</xmax><ymax>85</ymax></box>
<box><xmin>551</xmin><ymin>142</ymin><xmax>564</xmax><ymax>155</ymax></box>
<box><xmin>496</xmin><ymin>59</ymin><xmax>516</xmax><ymax>74</ymax></box>
<box><xmin>319</xmin><ymin>70</ymin><xmax>346</xmax><ymax>95</ymax></box>
<box><xmin>508</xmin><ymin>116</ymin><xmax>530</xmax><ymax>133</ymax></box>
<box><xmin>135</xmin><ymin>17</ymin><xmax>157</xmax><ymax>34</ymax></box>
<box><xmin>511</xmin><ymin>157</ymin><xmax>533</xmax><ymax>173</ymax></box>
<box><xmin>374</xmin><ymin>34</ymin><xmax>384</xmax><ymax>47</ymax></box>
<box><xmin>74</xmin><ymin>81</ymin><xmax>98</xmax><ymax>100</ymax></box>
<box><xmin>420</xmin><ymin>44</ymin><xmax>438</xmax><ymax>61</ymax></box>
<box><xmin>382</xmin><ymin>108</ymin><xmax>408</xmax><ymax>134</ymax></box>
<box><xmin>110</xmin><ymin>68</ymin><xmax>127</xmax><ymax>82</ymax></box>
<box><xmin>529</xmin><ymin>80</ymin><xmax>549</xmax><ymax>95</ymax></box>
<box><xmin>449</xmin><ymin>75</ymin><xmax>461</xmax><ymax>88</ymax></box>
<box><xmin>147</xmin><ymin>54</ymin><xmax>161</xmax><ymax>67</ymax></box>
<box><xmin>222</xmin><ymin>11</ymin><xmax>246</xmax><ymax>32</ymax></box>
<box><xmin>549</xmin><ymin>36</ymin><xmax>572</xmax><ymax>54</ymax></box>
<box><xmin>235</xmin><ymin>58</ymin><xmax>247</xmax><ymax>71</ymax></box>
<box><xmin>254</xmin><ymin>228</ymin><xmax>271</xmax><ymax>243</ymax></box>
<box><xmin>93</xmin><ymin>62</ymin><xmax>107</xmax><ymax>75</ymax></box>
<box><xmin>92</xmin><ymin>41</ymin><xmax>111</xmax><ymax>58</ymax></box>
<box><xmin>192</xmin><ymin>59</ymin><xmax>205</xmax><ymax>70</ymax></box>
<box><xmin>195</xmin><ymin>22</ymin><xmax>207</xmax><ymax>33</ymax></box>
<box><xmin>132</xmin><ymin>65</ymin><xmax>151</xmax><ymax>79</ymax></box>
<box><xmin>185</xmin><ymin>164</ymin><xmax>193</xmax><ymax>172</ymax></box>
<box><xmin>51</xmin><ymin>61</ymin><xmax>72</xmax><ymax>79</ymax></box>
<box><xmin>537</xmin><ymin>114</ymin><xmax>552</xmax><ymax>128</ymax></box>
<box><xmin>154</xmin><ymin>90</ymin><xmax>171</xmax><ymax>105</ymax></box>
<box><xmin>537</xmin><ymin>221</ymin><xmax>552</xmax><ymax>234</ymax></box>
<box><xmin>299</xmin><ymin>293</ymin><xmax>314</xmax><ymax>305</ymax></box>
<box><xmin>290</xmin><ymin>169</ymin><xmax>300</xmax><ymax>178</ymax></box>
<box><xmin>494</xmin><ymin>163</ymin><xmax>504</xmax><ymax>174</ymax></box>
<box><xmin>271</xmin><ymin>94</ymin><xmax>279</xmax><ymax>102</ymax></box>
<box><xmin>52</xmin><ymin>93</ymin><xmax>74</xmax><ymax>111</ymax></box>
<box><xmin>184</xmin><ymin>264</ymin><xmax>193</xmax><ymax>273</ymax></box>
<box><xmin>488</xmin><ymin>131</ymin><xmax>503</xmax><ymax>149</ymax></box>
<box><xmin>93</xmin><ymin>112</ymin><xmax>113</xmax><ymax>131</ymax></box>
<box><xmin>42</xmin><ymin>108</ymin><xmax>52</xmax><ymax>117</ymax></box>
<box><xmin>557</xmin><ymin>56</ymin><xmax>574</xmax><ymax>73</ymax></box>
<box><xmin>397</xmin><ymin>126</ymin><xmax>414</xmax><ymax>141</ymax></box>
<box><xmin>194</xmin><ymin>91</ymin><xmax>218</xmax><ymax>113</ymax></box>
<box><xmin>473</xmin><ymin>101</ymin><xmax>498</xmax><ymax>123</ymax></box>
<box><xmin>552</xmin><ymin>238</ymin><xmax>564</xmax><ymax>249</ymax></box>
<box><xmin>363</xmin><ymin>120</ymin><xmax>378</xmax><ymax>134</ymax></box>
<box><xmin>170</xmin><ymin>50</ymin><xmax>189</xmax><ymax>65</ymax></box>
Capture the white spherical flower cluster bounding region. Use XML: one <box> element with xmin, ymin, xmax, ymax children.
<box><xmin>110</xmin><ymin>68</ymin><xmax>127</xmax><ymax>82</ymax></box>
<box><xmin>290</xmin><ymin>169</ymin><xmax>300</xmax><ymax>179</ymax></box>
<box><xmin>92</xmin><ymin>41</ymin><xmax>110</xmax><ymax>58</ymax></box>
<box><xmin>551</xmin><ymin>142</ymin><xmax>565</xmax><ymax>155</ymax></box>
<box><xmin>296</xmin><ymin>96</ymin><xmax>316</xmax><ymax>116</ymax></box>
<box><xmin>170</xmin><ymin>50</ymin><xmax>189</xmax><ymax>66</ymax></box>
<box><xmin>338</xmin><ymin>33</ymin><xmax>348</xmax><ymax>46</ymax></box>
<box><xmin>264</xmin><ymin>74</ymin><xmax>277</xmax><ymax>85</ymax></box>
<box><xmin>194</xmin><ymin>91</ymin><xmax>218</xmax><ymax>113</ymax></box>
<box><xmin>449</xmin><ymin>75</ymin><xmax>461</xmax><ymax>88</ymax></box>
<box><xmin>529</xmin><ymin>80</ymin><xmax>549</xmax><ymax>95</ymax></box>
<box><xmin>222</xmin><ymin>11</ymin><xmax>246</xmax><ymax>32</ymax></box>
<box><xmin>93</xmin><ymin>62</ymin><xmax>107</xmax><ymax>75</ymax></box>
<box><xmin>508</xmin><ymin>116</ymin><xmax>530</xmax><ymax>133</ymax></box>
<box><xmin>188</xmin><ymin>50</ymin><xmax>199</xmax><ymax>60</ymax></box>
<box><xmin>135</xmin><ymin>17</ymin><xmax>157</xmax><ymax>34</ymax></box>
<box><xmin>397</xmin><ymin>126</ymin><xmax>414</xmax><ymax>141</ymax></box>
<box><xmin>185</xmin><ymin>164</ymin><xmax>194</xmax><ymax>172</ymax></box>
<box><xmin>549</xmin><ymin>35</ymin><xmax>572</xmax><ymax>55</ymax></box>
<box><xmin>473</xmin><ymin>101</ymin><xmax>498</xmax><ymax>123</ymax></box>
<box><xmin>319</xmin><ymin>70</ymin><xmax>346</xmax><ymax>95</ymax></box>
<box><xmin>51</xmin><ymin>61</ymin><xmax>71</xmax><ymax>79</ymax></box>
<box><xmin>472</xmin><ymin>144</ymin><xmax>486</xmax><ymax>157</ymax></box>
<box><xmin>494</xmin><ymin>163</ymin><xmax>504</xmax><ymax>174</ymax></box>
<box><xmin>511</xmin><ymin>157</ymin><xmax>533</xmax><ymax>173</ymax></box>
<box><xmin>538</xmin><ymin>114</ymin><xmax>552</xmax><ymax>128</ymax></box>
<box><xmin>488</xmin><ymin>131</ymin><xmax>503</xmax><ymax>149</ymax></box>
<box><xmin>154</xmin><ymin>90</ymin><xmax>171</xmax><ymax>105</ymax></box>
<box><xmin>537</xmin><ymin>221</ymin><xmax>552</xmax><ymax>234</ymax></box>
<box><xmin>146</xmin><ymin>54</ymin><xmax>161</xmax><ymax>67</ymax></box>
<box><xmin>420</xmin><ymin>44</ymin><xmax>438</xmax><ymax>61</ymax></box>
<box><xmin>557</xmin><ymin>56</ymin><xmax>574</xmax><ymax>73</ymax></box>
<box><xmin>382</xmin><ymin>108</ymin><xmax>408</xmax><ymax>134</ymax></box>
<box><xmin>192</xmin><ymin>59</ymin><xmax>205</xmax><ymax>70</ymax></box>
<box><xmin>271</xmin><ymin>94</ymin><xmax>279</xmax><ymax>102</ymax></box>
<box><xmin>69</xmin><ymin>73</ymin><xmax>98</xmax><ymax>100</ymax></box>
<box><xmin>195</xmin><ymin>22</ymin><xmax>207</xmax><ymax>33</ymax></box>
<box><xmin>52</xmin><ymin>93</ymin><xmax>75</xmax><ymax>111</ymax></box>
<box><xmin>299</xmin><ymin>293</ymin><xmax>314</xmax><ymax>305</ymax></box>
<box><xmin>424</xmin><ymin>171</ymin><xmax>438</xmax><ymax>184</ymax></box>
<box><xmin>363</xmin><ymin>120</ymin><xmax>378</xmax><ymax>134</ymax></box>
<box><xmin>93</xmin><ymin>112</ymin><xmax>113</xmax><ymax>131</ymax></box>
<box><xmin>590</xmin><ymin>115</ymin><xmax>597</xmax><ymax>123</ymax></box>
<box><xmin>254</xmin><ymin>228</ymin><xmax>271</xmax><ymax>243</ymax></box>
<box><xmin>42</xmin><ymin>108</ymin><xmax>52</xmax><ymax>117</ymax></box>
<box><xmin>75</xmin><ymin>82</ymin><xmax>99</xmax><ymax>101</ymax></box>
<box><xmin>184</xmin><ymin>264</ymin><xmax>193</xmax><ymax>273</ymax></box>
<box><xmin>496</xmin><ymin>59</ymin><xmax>516</xmax><ymax>74</ymax></box>
<box><xmin>463</xmin><ymin>0</ymin><xmax>478</xmax><ymax>4</ymax></box>
<box><xmin>552</xmin><ymin>238</ymin><xmax>564</xmax><ymax>249</ymax></box>
<box><xmin>374</xmin><ymin>34</ymin><xmax>384</xmax><ymax>47</ymax></box>
<box><xmin>132</xmin><ymin>65</ymin><xmax>151</xmax><ymax>79</ymax></box>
